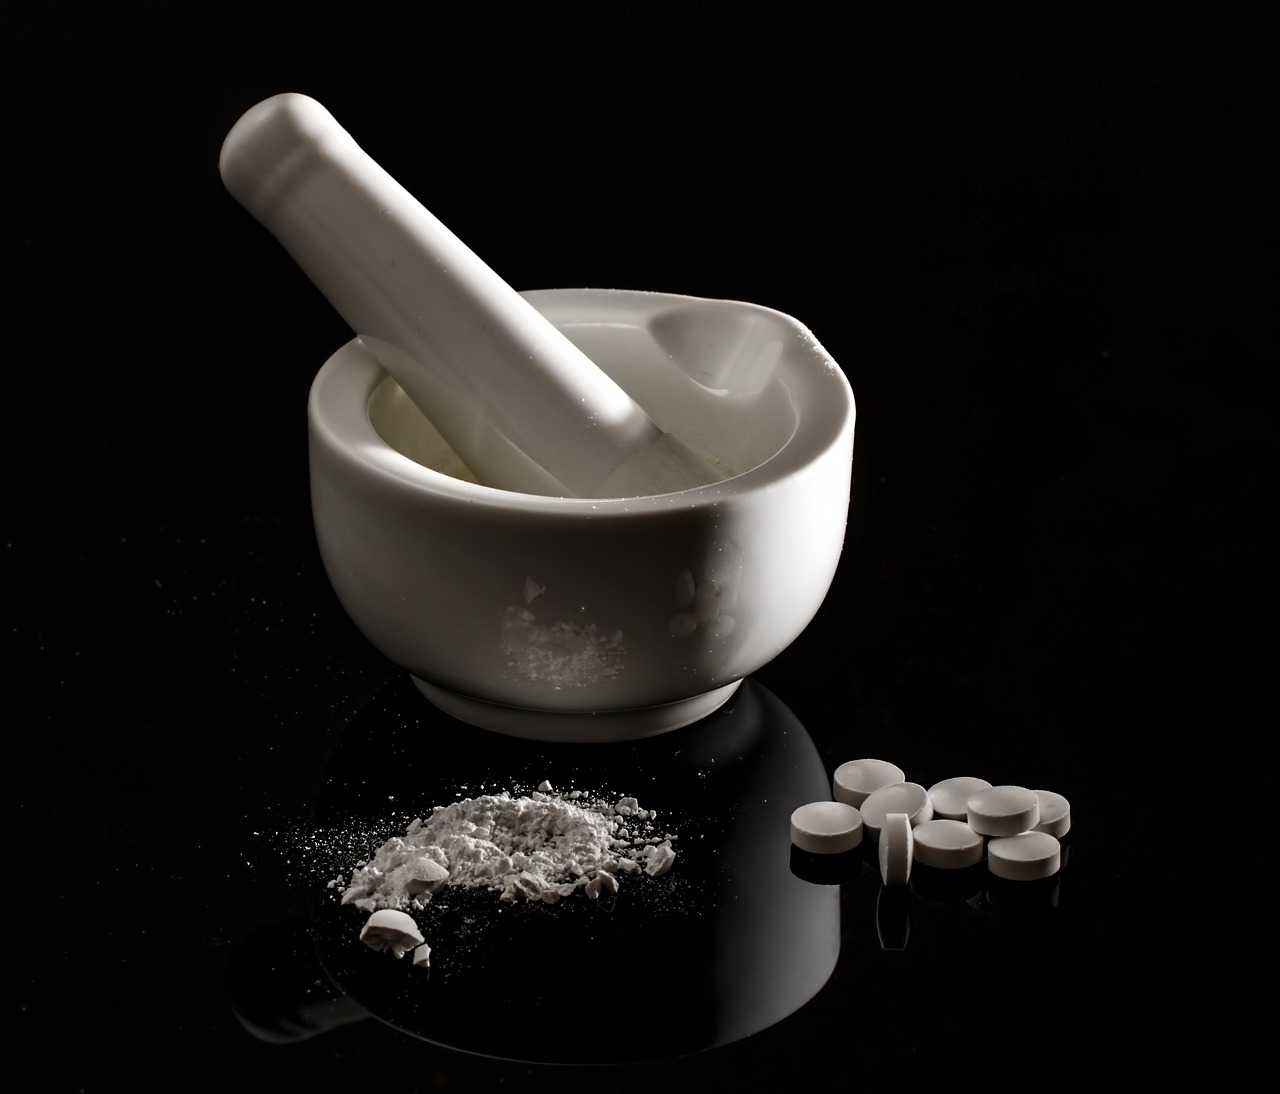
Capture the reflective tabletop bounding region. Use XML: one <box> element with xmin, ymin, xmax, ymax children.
<box><xmin>4</xmin><ymin>1</ymin><xmax>1264</xmax><ymax>1086</ymax></box>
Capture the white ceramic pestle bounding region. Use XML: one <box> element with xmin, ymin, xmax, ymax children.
<box><xmin>220</xmin><ymin>93</ymin><xmax>723</xmax><ymax>498</ymax></box>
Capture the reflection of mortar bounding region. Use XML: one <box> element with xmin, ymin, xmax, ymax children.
<box><xmin>231</xmin><ymin>678</ymin><xmax>840</xmax><ymax>1064</ymax></box>
<box><xmin>309</xmin><ymin>289</ymin><xmax>854</xmax><ymax>741</ymax></box>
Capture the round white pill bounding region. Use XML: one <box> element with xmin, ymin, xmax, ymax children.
<box><xmin>879</xmin><ymin>812</ymin><xmax>913</xmax><ymax>886</ymax></box>
<box><xmin>1033</xmin><ymin>790</ymin><xmax>1071</xmax><ymax>838</ymax></box>
<box><xmin>967</xmin><ymin>784</ymin><xmax>1039</xmax><ymax>836</ymax></box>
<box><xmin>791</xmin><ymin>801</ymin><xmax>864</xmax><ymax>854</ymax></box>
<box><xmin>927</xmin><ymin>776</ymin><xmax>993</xmax><ymax>820</ymax></box>
<box><xmin>988</xmin><ymin>831</ymin><xmax>1061</xmax><ymax>880</ymax></box>
<box><xmin>833</xmin><ymin>759</ymin><xmax>905</xmax><ymax>808</ymax></box>
<box><xmin>861</xmin><ymin>782</ymin><xmax>933</xmax><ymax>840</ymax></box>
<box><xmin>911</xmin><ymin>819</ymin><xmax>985</xmax><ymax>869</ymax></box>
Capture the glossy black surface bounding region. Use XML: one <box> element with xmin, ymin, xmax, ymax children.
<box><xmin>284</xmin><ymin>678</ymin><xmax>838</xmax><ymax>1064</ymax></box>
<box><xmin>5</xmin><ymin>1</ymin><xmax>1266</xmax><ymax>1086</ymax></box>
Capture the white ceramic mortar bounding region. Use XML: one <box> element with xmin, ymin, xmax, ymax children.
<box><xmin>309</xmin><ymin>288</ymin><xmax>854</xmax><ymax>741</ymax></box>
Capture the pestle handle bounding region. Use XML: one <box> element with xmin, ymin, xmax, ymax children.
<box><xmin>219</xmin><ymin>93</ymin><xmax>722</xmax><ymax>498</ymax></box>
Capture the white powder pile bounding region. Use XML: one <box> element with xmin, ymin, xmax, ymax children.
<box><xmin>332</xmin><ymin>782</ymin><xmax>677</xmax><ymax>914</ymax></box>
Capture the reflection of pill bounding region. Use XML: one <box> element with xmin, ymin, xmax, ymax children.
<box><xmin>879</xmin><ymin>812</ymin><xmax>913</xmax><ymax>886</ymax></box>
<box><xmin>833</xmin><ymin>759</ymin><xmax>905</xmax><ymax>808</ymax></box>
<box><xmin>790</xmin><ymin>801</ymin><xmax>864</xmax><ymax>854</ymax></box>
<box><xmin>988</xmin><ymin>831</ymin><xmax>1061</xmax><ymax>880</ymax></box>
<box><xmin>967</xmin><ymin>785</ymin><xmax>1039</xmax><ymax>836</ymax></box>
<box><xmin>927</xmin><ymin>776</ymin><xmax>993</xmax><ymax>820</ymax></box>
<box><xmin>912</xmin><ymin>819</ymin><xmax>985</xmax><ymax>869</ymax></box>
<box><xmin>1033</xmin><ymin>790</ymin><xmax>1071</xmax><ymax>838</ymax></box>
<box><xmin>861</xmin><ymin>782</ymin><xmax>933</xmax><ymax>840</ymax></box>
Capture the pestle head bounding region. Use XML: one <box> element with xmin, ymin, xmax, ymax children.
<box><xmin>219</xmin><ymin>93</ymin><xmax>349</xmax><ymax>217</ymax></box>
<box><xmin>221</xmin><ymin>93</ymin><xmax>725</xmax><ymax>499</ymax></box>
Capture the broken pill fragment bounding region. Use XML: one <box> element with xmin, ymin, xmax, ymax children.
<box><xmin>585</xmin><ymin>871</ymin><xmax>619</xmax><ymax>899</ymax></box>
<box><xmin>404</xmin><ymin>858</ymin><xmax>450</xmax><ymax>897</ymax></box>
<box><xmin>359</xmin><ymin>909</ymin><xmax>425</xmax><ymax>959</ymax></box>
<box><xmin>642</xmin><ymin>843</ymin><xmax>676</xmax><ymax>877</ymax></box>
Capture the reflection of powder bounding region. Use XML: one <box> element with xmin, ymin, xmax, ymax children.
<box><xmin>670</xmin><ymin>539</ymin><xmax>743</xmax><ymax>639</ymax></box>
<box><xmin>500</xmin><ymin>579</ymin><xmax>624</xmax><ymax>688</ymax></box>
<box><xmin>336</xmin><ymin>787</ymin><xmax>676</xmax><ymax>911</ymax></box>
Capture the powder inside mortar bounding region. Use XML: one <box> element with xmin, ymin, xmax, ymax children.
<box><xmin>333</xmin><ymin>784</ymin><xmax>677</xmax><ymax>913</ymax></box>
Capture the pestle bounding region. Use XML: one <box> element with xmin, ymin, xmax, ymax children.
<box><xmin>219</xmin><ymin>93</ymin><xmax>723</xmax><ymax>498</ymax></box>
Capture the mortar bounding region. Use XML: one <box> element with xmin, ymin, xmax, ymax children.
<box><xmin>309</xmin><ymin>288</ymin><xmax>854</xmax><ymax>741</ymax></box>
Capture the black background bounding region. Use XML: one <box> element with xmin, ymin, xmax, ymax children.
<box><xmin>3</xmin><ymin>1</ymin><xmax>1270</xmax><ymax>1086</ymax></box>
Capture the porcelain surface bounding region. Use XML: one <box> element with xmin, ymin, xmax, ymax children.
<box><xmin>308</xmin><ymin>288</ymin><xmax>855</xmax><ymax>740</ymax></box>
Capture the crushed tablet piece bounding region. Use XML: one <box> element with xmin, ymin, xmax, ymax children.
<box><xmin>967</xmin><ymin>785</ymin><xmax>1040</xmax><ymax>837</ymax></box>
<box><xmin>641</xmin><ymin>842</ymin><xmax>677</xmax><ymax>877</ymax></box>
<box><xmin>412</xmin><ymin>941</ymin><xmax>432</xmax><ymax>969</ymax></box>
<box><xmin>404</xmin><ymin>858</ymin><xmax>450</xmax><ymax>897</ymax></box>
<box><xmin>585</xmin><ymin>870</ymin><xmax>619</xmax><ymax>899</ymax></box>
<box><xmin>359</xmin><ymin>909</ymin><xmax>425</xmax><ymax>959</ymax></box>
